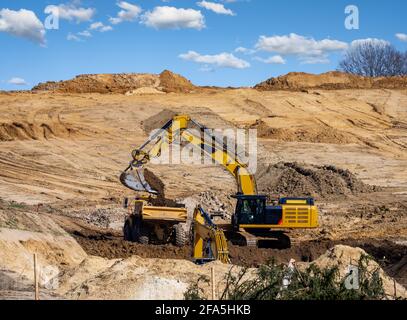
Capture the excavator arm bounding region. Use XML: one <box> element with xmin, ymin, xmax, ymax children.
<box><xmin>192</xmin><ymin>205</ymin><xmax>229</xmax><ymax>263</ymax></box>
<box><xmin>121</xmin><ymin>114</ymin><xmax>257</xmax><ymax>195</ymax></box>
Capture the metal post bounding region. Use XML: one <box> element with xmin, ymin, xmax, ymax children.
<box><xmin>211</xmin><ymin>266</ymin><xmax>216</xmax><ymax>300</ymax></box>
<box><xmin>33</xmin><ymin>254</ymin><xmax>39</xmax><ymax>301</ymax></box>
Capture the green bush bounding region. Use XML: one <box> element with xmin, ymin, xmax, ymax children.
<box><xmin>185</xmin><ymin>255</ymin><xmax>386</xmax><ymax>300</ymax></box>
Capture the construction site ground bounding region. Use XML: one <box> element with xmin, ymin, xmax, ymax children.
<box><xmin>0</xmin><ymin>75</ymin><xmax>406</xmax><ymax>299</ymax></box>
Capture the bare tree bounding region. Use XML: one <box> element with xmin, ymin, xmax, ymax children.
<box><xmin>339</xmin><ymin>41</ymin><xmax>406</xmax><ymax>77</ymax></box>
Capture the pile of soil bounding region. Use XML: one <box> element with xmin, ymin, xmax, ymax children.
<box><xmin>142</xmin><ymin>109</ymin><xmax>178</xmax><ymax>134</ymax></box>
<box><xmin>143</xmin><ymin>169</ymin><xmax>183</xmax><ymax>207</ymax></box>
<box><xmin>252</xmin><ymin>119</ymin><xmax>358</xmax><ymax>144</ymax></box>
<box><xmin>255</xmin><ymin>71</ymin><xmax>407</xmax><ymax>91</ymax></box>
<box><xmin>256</xmin><ymin>162</ymin><xmax>378</xmax><ymax>199</ymax></box>
<box><xmin>32</xmin><ymin>70</ymin><xmax>195</xmax><ymax>94</ymax></box>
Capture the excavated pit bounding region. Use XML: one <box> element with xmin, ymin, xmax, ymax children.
<box><xmin>68</xmin><ymin>222</ymin><xmax>407</xmax><ymax>287</ymax></box>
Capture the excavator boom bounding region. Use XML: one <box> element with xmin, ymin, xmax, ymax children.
<box><xmin>121</xmin><ymin>115</ymin><xmax>257</xmax><ymax>195</ymax></box>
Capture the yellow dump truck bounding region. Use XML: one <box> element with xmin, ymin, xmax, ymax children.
<box><xmin>123</xmin><ymin>198</ymin><xmax>188</xmax><ymax>246</ymax></box>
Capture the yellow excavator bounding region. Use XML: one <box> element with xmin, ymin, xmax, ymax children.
<box><xmin>120</xmin><ymin>115</ymin><xmax>318</xmax><ymax>261</ymax></box>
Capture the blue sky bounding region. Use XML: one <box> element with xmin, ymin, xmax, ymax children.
<box><xmin>0</xmin><ymin>0</ymin><xmax>406</xmax><ymax>90</ymax></box>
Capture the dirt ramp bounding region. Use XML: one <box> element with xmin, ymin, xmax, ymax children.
<box><xmin>256</xmin><ymin>162</ymin><xmax>378</xmax><ymax>199</ymax></box>
<box><xmin>255</xmin><ymin>71</ymin><xmax>407</xmax><ymax>91</ymax></box>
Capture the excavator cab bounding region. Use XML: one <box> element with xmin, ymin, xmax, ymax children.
<box><xmin>233</xmin><ymin>195</ymin><xmax>282</xmax><ymax>228</ymax></box>
<box><xmin>233</xmin><ymin>194</ymin><xmax>318</xmax><ymax>230</ymax></box>
<box><xmin>234</xmin><ymin>195</ymin><xmax>268</xmax><ymax>225</ymax></box>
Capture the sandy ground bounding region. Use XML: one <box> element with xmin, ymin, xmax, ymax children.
<box><xmin>0</xmin><ymin>87</ymin><xmax>406</xmax><ymax>299</ymax></box>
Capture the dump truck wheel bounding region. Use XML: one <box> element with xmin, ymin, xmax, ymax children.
<box><xmin>174</xmin><ymin>224</ymin><xmax>187</xmax><ymax>247</ymax></box>
<box><xmin>123</xmin><ymin>219</ymin><xmax>133</xmax><ymax>241</ymax></box>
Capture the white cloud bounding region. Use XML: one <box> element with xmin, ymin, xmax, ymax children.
<box><xmin>255</xmin><ymin>33</ymin><xmax>348</xmax><ymax>64</ymax></box>
<box><xmin>235</xmin><ymin>47</ymin><xmax>255</xmax><ymax>55</ymax></box>
<box><xmin>179</xmin><ymin>50</ymin><xmax>250</xmax><ymax>69</ymax></box>
<box><xmin>8</xmin><ymin>77</ymin><xmax>28</xmax><ymax>85</ymax></box>
<box><xmin>78</xmin><ymin>30</ymin><xmax>92</xmax><ymax>37</ymax></box>
<box><xmin>197</xmin><ymin>1</ymin><xmax>235</xmax><ymax>16</ymax></box>
<box><xmin>351</xmin><ymin>38</ymin><xmax>389</xmax><ymax>47</ymax></box>
<box><xmin>44</xmin><ymin>3</ymin><xmax>95</xmax><ymax>23</ymax></box>
<box><xmin>110</xmin><ymin>1</ymin><xmax>142</xmax><ymax>24</ymax></box>
<box><xmin>67</xmin><ymin>32</ymin><xmax>82</xmax><ymax>41</ymax></box>
<box><xmin>142</xmin><ymin>6</ymin><xmax>205</xmax><ymax>30</ymax></box>
<box><xmin>0</xmin><ymin>8</ymin><xmax>45</xmax><ymax>45</ymax></box>
<box><xmin>254</xmin><ymin>55</ymin><xmax>286</xmax><ymax>64</ymax></box>
<box><xmin>300</xmin><ymin>55</ymin><xmax>330</xmax><ymax>64</ymax></box>
<box><xmin>90</xmin><ymin>22</ymin><xmax>113</xmax><ymax>32</ymax></box>
<box><xmin>396</xmin><ymin>33</ymin><xmax>407</xmax><ymax>42</ymax></box>
<box><xmin>256</xmin><ymin>33</ymin><xmax>348</xmax><ymax>55</ymax></box>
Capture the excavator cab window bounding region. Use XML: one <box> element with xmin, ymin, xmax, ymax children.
<box><xmin>235</xmin><ymin>195</ymin><xmax>266</xmax><ymax>225</ymax></box>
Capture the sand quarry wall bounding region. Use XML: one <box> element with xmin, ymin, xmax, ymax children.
<box><xmin>0</xmin><ymin>206</ymin><xmax>86</xmax><ymax>285</ymax></box>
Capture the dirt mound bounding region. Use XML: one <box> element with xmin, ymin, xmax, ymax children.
<box><xmin>253</xmin><ymin>120</ymin><xmax>358</xmax><ymax>144</ymax></box>
<box><xmin>159</xmin><ymin>70</ymin><xmax>195</xmax><ymax>93</ymax></box>
<box><xmin>166</xmin><ymin>69</ymin><xmax>197</xmax><ymax>93</ymax></box>
<box><xmin>256</xmin><ymin>162</ymin><xmax>378</xmax><ymax>199</ymax></box>
<box><xmin>32</xmin><ymin>70</ymin><xmax>195</xmax><ymax>94</ymax></box>
<box><xmin>255</xmin><ymin>71</ymin><xmax>407</xmax><ymax>91</ymax></box>
<box><xmin>142</xmin><ymin>109</ymin><xmax>178</xmax><ymax>134</ymax></box>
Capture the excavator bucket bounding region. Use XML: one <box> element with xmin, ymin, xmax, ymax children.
<box><xmin>120</xmin><ymin>168</ymin><xmax>158</xmax><ymax>194</ymax></box>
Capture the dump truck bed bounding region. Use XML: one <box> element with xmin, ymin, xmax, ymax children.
<box><xmin>141</xmin><ymin>205</ymin><xmax>187</xmax><ymax>222</ymax></box>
